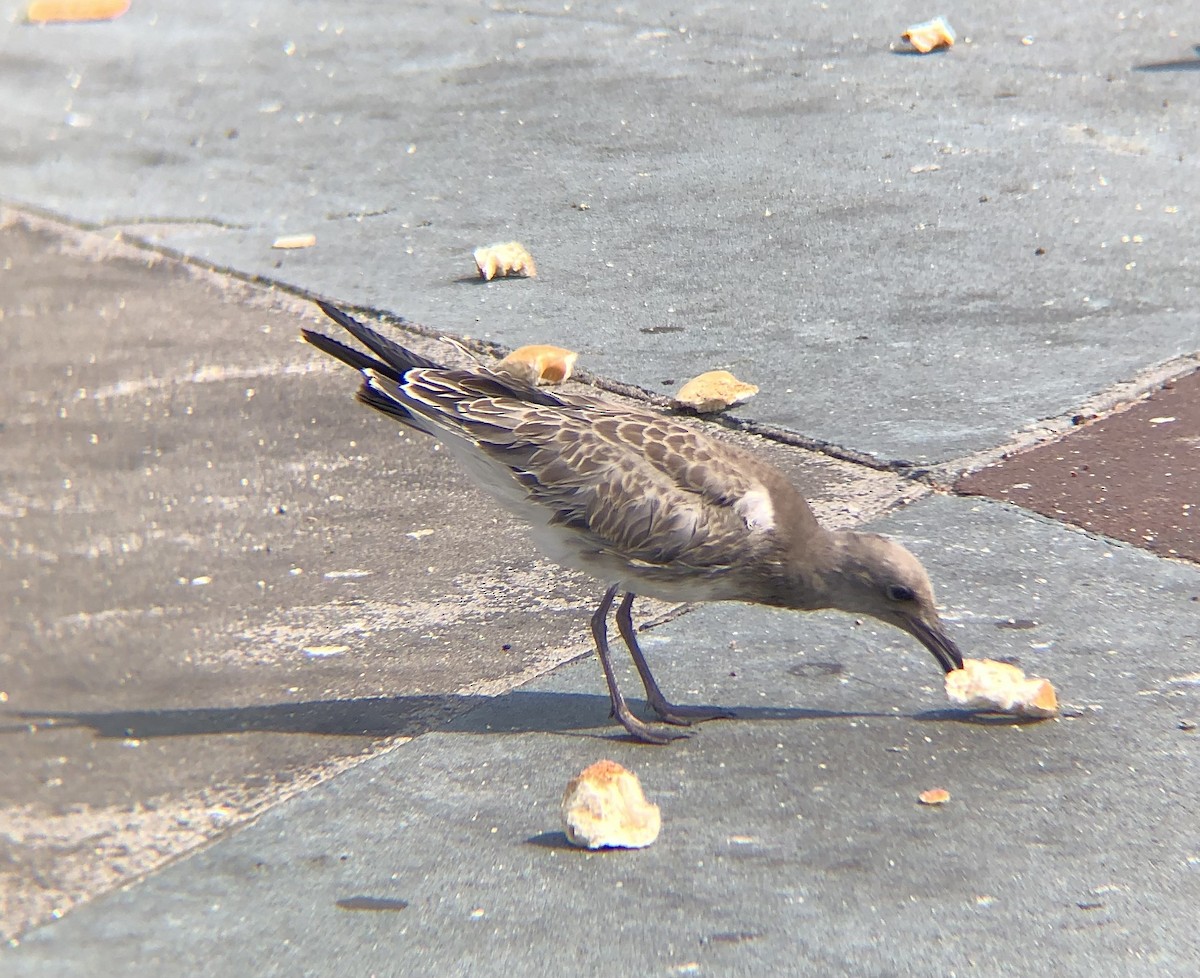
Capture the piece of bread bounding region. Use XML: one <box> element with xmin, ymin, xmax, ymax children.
<box><xmin>497</xmin><ymin>345</ymin><xmax>578</xmax><ymax>386</ymax></box>
<box><xmin>26</xmin><ymin>0</ymin><xmax>129</xmax><ymax>22</ymax></box>
<box><xmin>672</xmin><ymin>370</ymin><xmax>758</xmax><ymax>413</ymax></box>
<box><xmin>560</xmin><ymin>760</ymin><xmax>660</xmax><ymax>849</ymax></box>
<box><xmin>272</xmin><ymin>233</ymin><xmax>317</xmax><ymax>250</ymax></box>
<box><xmin>901</xmin><ymin>17</ymin><xmax>956</xmax><ymax>54</ymax></box>
<box><xmin>473</xmin><ymin>242</ymin><xmax>537</xmax><ymax>281</ymax></box>
<box><xmin>945</xmin><ymin>658</ymin><xmax>1059</xmax><ymax>718</ymax></box>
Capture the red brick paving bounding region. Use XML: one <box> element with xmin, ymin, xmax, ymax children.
<box><xmin>956</xmin><ymin>368</ymin><xmax>1200</xmax><ymax>563</ymax></box>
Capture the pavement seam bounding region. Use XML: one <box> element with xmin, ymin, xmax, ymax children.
<box><xmin>6</xmin><ymin>201</ymin><xmax>1196</xmax><ymax>497</ymax></box>
<box><xmin>5</xmin><ymin>203</ymin><xmax>1196</xmax><ymax>955</ymax></box>
<box><xmin>1</xmin><ymin>739</ymin><xmax>414</xmax><ymax>947</ymax></box>
<box><xmin>928</xmin><ymin>352</ymin><xmax>1200</xmax><ymax>487</ymax></box>
<box><xmin>93</xmin><ymin>216</ymin><xmax>254</xmax><ymax>231</ymax></box>
<box><xmin>8</xmin><ymin>198</ymin><xmax>1184</xmax><ymax>569</ymax></box>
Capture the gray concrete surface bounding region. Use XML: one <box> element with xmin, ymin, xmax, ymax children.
<box><xmin>2</xmin><ymin>0</ymin><xmax>1199</xmax><ymax>973</ymax></box>
<box><xmin>0</xmin><ymin>212</ymin><xmax>919</xmax><ymax>942</ymax></box>
<box><xmin>6</xmin><ymin>497</ymin><xmax>1199</xmax><ymax>977</ymax></box>
<box><xmin>2</xmin><ymin>1</ymin><xmax>1198</xmax><ymax>460</ymax></box>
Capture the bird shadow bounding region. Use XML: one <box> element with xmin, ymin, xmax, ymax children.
<box><xmin>524</xmin><ymin>831</ymin><xmax>576</xmax><ymax>850</ymax></box>
<box><xmin>453</xmin><ymin>274</ymin><xmax>537</xmax><ymax>285</ymax></box>
<box><xmin>912</xmin><ymin>707</ymin><xmax>1049</xmax><ymax>727</ymax></box>
<box><xmin>0</xmin><ymin>691</ymin><xmax>892</xmax><ymax>741</ymax></box>
<box><xmin>1133</xmin><ymin>45</ymin><xmax>1200</xmax><ymax>72</ymax></box>
<box><xmin>890</xmin><ymin>47</ymin><xmax>952</xmax><ymax>58</ymax></box>
<box><xmin>0</xmin><ymin>686</ymin><xmax>1015</xmax><ymax>743</ymax></box>
<box><xmin>1</xmin><ymin>693</ymin><xmax>465</xmax><ymax>740</ymax></box>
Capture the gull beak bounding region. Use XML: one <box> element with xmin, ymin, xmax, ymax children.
<box><xmin>902</xmin><ymin>614</ymin><xmax>965</xmax><ymax>674</ymax></box>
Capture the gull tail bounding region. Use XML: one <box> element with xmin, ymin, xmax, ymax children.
<box><xmin>304</xmin><ymin>300</ymin><xmax>567</xmax><ymax>414</ymax></box>
<box><xmin>303</xmin><ymin>299</ymin><xmax>583</xmax><ymax>462</ymax></box>
<box><xmin>302</xmin><ymin>300</ymin><xmax>447</xmax><ymax>380</ymax></box>
<box><xmin>303</xmin><ymin>301</ymin><xmax>449</xmax><ymax>429</ymax></box>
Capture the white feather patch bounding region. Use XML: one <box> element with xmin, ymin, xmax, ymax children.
<box><xmin>734</xmin><ymin>488</ymin><xmax>775</xmax><ymax>532</ymax></box>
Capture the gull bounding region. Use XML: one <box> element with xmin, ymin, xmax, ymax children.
<box><xmin>303</xmin><ymin>301</ymin><xmax>965</xmax><ymax>744</ymax></box>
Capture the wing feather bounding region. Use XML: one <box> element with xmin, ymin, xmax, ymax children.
<box><xmin>465</xmin><ymin>400</ymin><xmax>775</xmax><ymax>570</ymax></box>
<box><xmin>308</xmin><ymin>305</ymin><xmax>793</xmax><ymax>581</ymax></box>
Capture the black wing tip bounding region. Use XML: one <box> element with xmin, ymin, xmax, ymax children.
<box><xmin>316</xmin><ymin>298</ymin><xmax>408</xmax><ymax>329</ymax></box>
<box><xmin>300</xmin><ymin>325</ymin><xmax>338</xmax><ymax>349</ymax></box>
<box><xmin>309</xmin><ymin>300</ymin><xmax>563</xmax><ymax>410</ymax></box>
<box><xmin>302</xmin><ymin>326</ymin><xmax>396</xmax><ymax>377</ymax></box>
<box><xmin>355</xmin><ymin>376</ymin><xmax>416</xmax><ymax>423</ymax></box>
<box><xmin>315</xmin><ymin>299</ymin><xmax>356</xmax><ymax>328</ymax></box>
<box><xmin>311</xmin><ymin>300</ymin><xmax>446</xmax><ymax>374</ymax></box>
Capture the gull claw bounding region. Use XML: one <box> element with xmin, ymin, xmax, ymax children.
<box><xmin>617</xmin><ymin>714</ymin><xmax>691</xmax><ymax>745</ymax></box>
<box><xmin>649</xmin><ymin>702</ymin><xmax>736</xmax><ymax>727</ymax></box>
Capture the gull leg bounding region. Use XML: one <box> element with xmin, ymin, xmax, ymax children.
<box><xmin>616</xmin><ymin>592</ymin><xmax>734</xmax><ymax>726</ymax></box>
<box><xmin>591</xmin><ymin>586</ymin><xmax>684</xmax><ymax>744</ymax></box>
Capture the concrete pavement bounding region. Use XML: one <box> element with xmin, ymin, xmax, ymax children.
<box><xmin>0</xmin><ymin>212</ymin><xmax>920</xmax><ymax>945</ymax></box>
<box><xmin>2</xmin><ymin>0</ymin><xmax>1198</xmax><ymax>974</ymax></box>
<box><xmin>8</xmin><ymin>494</ymin><xmax>1200</xmax><ymax>976</ymax></box>
<box><xmin>2</xmin><ymin>0</ymin><xmax>1198</xmax><ymax>461</ymax></box>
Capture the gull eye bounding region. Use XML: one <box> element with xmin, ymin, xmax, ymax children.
<box><xmin>886</xmin><ymin>584</ymin><xmax>916</xmax><ymax>603</ymax></box>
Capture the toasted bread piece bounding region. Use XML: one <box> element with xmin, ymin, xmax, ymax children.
<box><xmin>474</xmin><ymin>242</ymin><xmax>537</xmax><ymax>281</ymax></box>
<box><xmin>673</xmin><ymin>370</ymin><xmax>758</xmax><ymax>413</ymax></box>
<box><xmin>561</xmin><ymin>760</ymin><xmax>660</xmax><ymax>849</ymax></box>
<box><xmin>497</xmin><ymin>345</ymin><xmax>578</xmax><ymax>386</ymax></box>
<box><xmin>901</xmin><ymin>17</ymin><xmax>956</xmax><ymax>54</ymax></box>
<box><xmin>945</xmin><ymin>658</ymin><xmax>1058</xmax><ymax>718</ymax></box>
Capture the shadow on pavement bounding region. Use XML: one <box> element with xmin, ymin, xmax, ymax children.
<box><xmin>524</xmin><ymin>831</ymin><xmax>575</xmax><ymax>850</ymax></box>
<box><xmin>1</xmin><ymin>690</ymin><xmax>1017</xmax><ymax>741</ymax></box>
<box><xmin>4</xmin><ymin>694</ymin><xmax>465</xmax><ymax>739</ymax></box>
<box><xmin>1133</xmin><ymin>44</ymin><xmax>1200</xmax><ymax>71</ymax></box>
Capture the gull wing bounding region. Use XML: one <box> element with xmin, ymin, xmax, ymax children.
<box><xmin>368</xmin><ymin>369</ymin><xmax>795</xmax><ymax>571</ymax></box>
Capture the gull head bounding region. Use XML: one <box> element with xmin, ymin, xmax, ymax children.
<box><xmin>820</xmin><ymin>530</ymin><xmax>964</xmax><ymax>674</ymax></box>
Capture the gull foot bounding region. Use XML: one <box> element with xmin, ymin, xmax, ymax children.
<box><xmin>613</xmin><ymin>705</ymin><xmax>692</xmax><ymax>744</ymax></box>
<box><xmin>649</xmin><ymin>701</ymin><xmax>736</xmax><ymax>727</ymax></box>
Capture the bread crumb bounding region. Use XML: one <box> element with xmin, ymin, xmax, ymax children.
<box><xmin>561</xmin><ymin>760</ymin><xmax>660</xmax><ymax>849</ymax></box>
<box><xmin>673</xmin><ymin>370</ymin><xmax>758</xmax><ymax>413</ymax></box>
<box><xmin>901</xmin><ymin>16</ymin><xmax>956</xmax><ymax>54</ymax></box>
<box><xmin>918</xmin><ymin>788</ymin><xmax>951</xmax><ymax>805</ymax></box>
<box><xmin>272</xmin><ymin>233</ymin><xmax>317</xmax><ymax>250</ymax></box>
<box><xmin>497</xmin><ymin>345</ymin><xmax>578</xmax><ymax>386</ymax></box>
<box><xmin>945</xmin><ymin>658</ymin><xmax>1059</xmax><ymax>718</ymax></box>
<box><xmin>474</xmin><ymin>242</ymin><xmax>537</xmax><ymax>281</ymax></box>
<box><xmin>26</xmin><ymin>0</ymin><xmax>129</xmax><ymax>22</ymax></box>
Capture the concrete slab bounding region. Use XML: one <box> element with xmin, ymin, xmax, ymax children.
<box><xmin>6</xmin><ymin>495</ymin><xmax>1198</xmax><ymax>976</ymax></box>
<box><xmin>2</xmin><ymin>2</ymin><xmax>1199</xmax><ymax>461</ymax></box>
<box><xmin>957</xmin><ymin>367</ymin><xmax>1200</xmax><ymax>562</ymax></box>
<box><xmin>0</xmin><ymin>211</ymin><xmax>921</xmax><ymax>940</ymax></box>
<box><xmin>4</xmin><ymin>3</ymin><xmax>1200</xmax><ymax>969</ymax></box>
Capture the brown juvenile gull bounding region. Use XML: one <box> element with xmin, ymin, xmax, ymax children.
<box><xmin>303</xmin><ymin>301</ymin><xmax>965</xmax><ymax>744</ymax></box>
